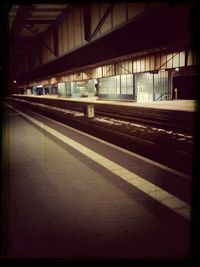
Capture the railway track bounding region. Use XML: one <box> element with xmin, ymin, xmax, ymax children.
<box><xmin>8</xmin><ymin>95</ymin><xmax>195</xmax><ymax>134</ymax></box>
<box><xmin>4</xmin><ymin>96</ymin><xmax>194</xmax><ymax>175</ymax></box>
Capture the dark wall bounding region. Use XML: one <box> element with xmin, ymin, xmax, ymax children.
<box><xmin>173</xmin><ymin>75</ymin><xmax>197</xmax><ymax>99</ymax></box>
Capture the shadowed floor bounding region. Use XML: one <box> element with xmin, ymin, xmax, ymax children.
<box><xmin>1</xmin><ymin>107</ymin><xmax>190</xmax><ymax>260</ymax></box>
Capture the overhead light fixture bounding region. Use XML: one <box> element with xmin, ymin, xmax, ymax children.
<box><xmin>175</xmin><ymin>67</ymin><xmax>179</xmax><ymax>71</ymax></box>
<box><xmin>13</xmin><ymin>80</ymin><xmax>16</xmax><ymax>83</ymax></box>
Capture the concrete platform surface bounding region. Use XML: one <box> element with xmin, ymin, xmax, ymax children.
<box><xmin>12</xmin><ymin>94</ymin><xmax>197</xmax><ymax>112</ymax></box>
<box><xmin>1</xmin><ymin>104</ymin><xmax>191</xmax><ymax>260</ymax></box>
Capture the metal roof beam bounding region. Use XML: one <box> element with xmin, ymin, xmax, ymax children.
<box><xmin>90</xmin><ymin>3</ymin><xmax>114</xmax><ymax>41</ymax></box>
<box><xmin>25</xmin><ymin>19</ymin><xmax>56</xmax><ymax>24</ymax></box>
<box><xmin>10</xmin><ymin>5</ymin><xmax>36</xmax><ymax>36</ymax></box>
<box><xmin>25</xmin><ymin>25</ymin><xmax>56</xmax><ymax>56</ymax></box>
<box><xmin>33</xmin><ymin>8</ymin><xmax>66</xmax><ymax>12</ymax></box>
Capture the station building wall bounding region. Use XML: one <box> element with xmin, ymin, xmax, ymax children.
<box><xmin>24</xmin><ymin>48</ymin><xmax>198</xmax><ymax>102</ymax></box>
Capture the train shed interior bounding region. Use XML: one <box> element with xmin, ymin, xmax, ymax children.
<box><xmin>1</xmin><ymin>1</ymin><xmax>200</xmax><ymax>263</ymax></box>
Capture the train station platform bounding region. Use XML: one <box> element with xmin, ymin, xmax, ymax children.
<box><xmin>12</xmin><ymin>94</ymin><xmax>197</xmax><ymax>112</ymax></box>
<box><xmin>1</xmin><ymin>103</ymin><xmax>191</xmax><ymax>260</ymax></box>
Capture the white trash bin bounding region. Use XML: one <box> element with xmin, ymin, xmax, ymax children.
<box><xmin>86</xmin><ymin>104</ymin><xmax>95</xmax><ymax>118</ymax></box>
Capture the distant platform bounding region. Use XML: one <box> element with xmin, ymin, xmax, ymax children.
<box><xmin>12</xmin><ymin>94</ymin><xmax>197</xmax><ymax>112</ymax></box>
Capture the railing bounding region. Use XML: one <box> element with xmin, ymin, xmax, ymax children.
<box><xmin>155</xmin><ymin>93</ymin><xmax>169</xmax><ymax>101</ymax></box>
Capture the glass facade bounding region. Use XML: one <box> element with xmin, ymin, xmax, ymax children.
<box><xmin>58</xmin><ymin>80</ymin><xmax>96</xmax><ymax>98</ymax></box>
<box><xmin>22</xmin><ymin>49</ymin><xmax>198</xmax><ymax>102</ymax></box>
<box><xmin>57</xmin><ymin>82</ymin><xmax>72</xmax><ymax>97</ymax></box>
<box><xmin>135</xmin><ymin>71</ymin><xmax>169</xmax><ymax>102</ymax></box>
<box><xmin>98</xmin><ymin>72</ymin><xmax>169</xmax><ymax>101</ymax></box>
<box><xmin>98</xmin><ymin>74</ymin><xmax>135</xmax><ymax>100</ymax></box>
<box><xmin>121</xmin><ymin>74</ymin><xmax>134</xmax><ymax>95</ymax></box>
<box><xmin>135</xmin><ymin>73</ymin><xmax>153</xmax><ymax>102</ymax></box>
<box><xmin>99</xmin><ymin>76</ymin><xmax>120</xmax><ymax>94</ymax></box>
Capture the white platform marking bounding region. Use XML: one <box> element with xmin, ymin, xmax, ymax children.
<box><xmin>6</xmin><ymin>99</ymin><xmax>190</xmax><ymax>179</ymax></box>
<box><xmin>7</xmin><ymin>104</ymin><xmax>191</xmax><ymax>220</ymax></box>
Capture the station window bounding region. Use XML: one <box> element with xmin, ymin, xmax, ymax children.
<box><xmin>136</xmin><ymin>60</ymin><xmax>141</xmax><ymax>72</ymax></box>
<box><xmin>140</xmin><ymin>58</ymin><xmax>145</xmax><ymax>72</ymax></box>
<box><xmin>102</xmin><ymin>65</ymin><xmax>114</xmax><ymax>77</ymax></box>
<box><xmin>133</xmin><ymin>60</ymin><xmax>137</xmax><ymax>73</ymax></box>
<box><xmin>150</xmin><ymin>56</ymin><xmax>155</xmax><ymax>70</ymax></box>
<box><xmin>145</xmin><ymin>57</ymin><xmax>150</xmax><ymax>71</ymax></box>
<box><xmin>172</xmin><ymin>53</ymin><xmax>179</xmax><ymax>68</ymax></box>
<box><xmin>156</xmin><ymin>54</ymin><xmax>161</xmax><ymax>70</ymax></box>
<box><xmin>166</xmin><ymin>54</ymin><xmax>173</xmax><ymax>68</ymax></box>
<box><xmin>116</xmin><ymin>61</ymin><xmax>131</xmax><ymax>75</ymax></box>
<box><xmin>160</xmin><ymin>54</ymin><xmax>167</xmax><ymax>69</ymax></box>
<box><xmin>121</xmin><ymin>74</ymin><xmax>133</xmax><ymax>94</ymax></box>
<box><xmin>179</xmin><ymin>51</ymin><xmax>185</xmax><ymax>67</ymax></box>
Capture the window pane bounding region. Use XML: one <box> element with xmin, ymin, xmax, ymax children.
<box><xmin>156</xmin><ymin>54</ymin><xmax>161</xmax><ymax>69</ymax></box>
<box><xmin>179</xmin><ymin>51</ymin><xmax>185</xmax><ymax>67</ymax></box>
<box><xmin>136</xmin><ymin>60</ymin><xmax>140</xmax><ymax>72</ymax></box>
<box><xmin>166</xmin><ymin>54</ymin><xmax>173</xmax><ymax>68</ymax></box>
<box><xmin>150</xmin><ymin>56</ymin><xmax>155</xmax><ymax>70</ymax></box>
<box><xmin>145</xmin><ymin>57</ymin><xmax>150</xmax><ymax>71</ymax></box>
<box><xmin>140</xmin><ymin>58</ymin><xmax>145</xmax><ymax>72</ymax></box>
<box><xmin>172</xmin><ymin>53</ymin><xmax>179</xmax><ymax>68</ymax></box>
<box><xmin>160</xmin><ymin>54</ymin><xmax>167</xmax><ymax>70</ymax></box>
<box><xmin>133</xmin><ymin>60</ymin><xmax>137</xmax><ymax>73</ymax></box>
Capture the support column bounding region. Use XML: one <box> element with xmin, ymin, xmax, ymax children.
<box><xmin>168</xmin><ymin>69</ymin><xmax>175</xmax><ymax>100</ymax></box>
<box><xmin>153</xmin><ymin>74</ymin><xmax>155</xmax><ymax>101</ymax></box>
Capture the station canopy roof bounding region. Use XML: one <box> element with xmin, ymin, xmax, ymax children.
<box><xmin>9</xmin><ymin>4</ymin><xmax>68</xmax><ymax>37</ymax></box>
<box><xmin>8</xmin><ymin>3</ymin><xmax>196</xmax><ymax>84</ymax></box>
